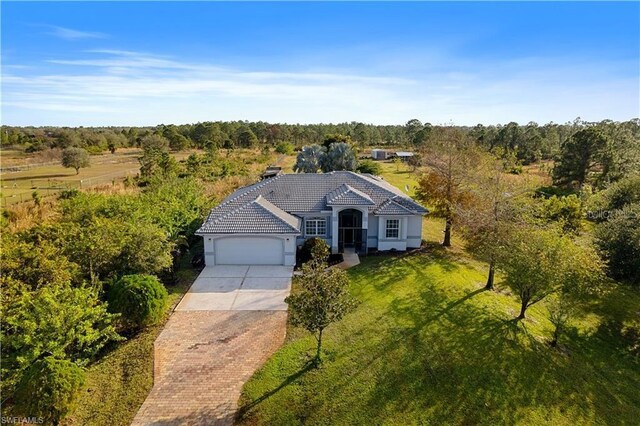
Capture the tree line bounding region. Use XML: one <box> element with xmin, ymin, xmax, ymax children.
<box><xmin>3</xmin><ymin>118</ymin><xmax>638</xmax><ymax>164</ymax></box>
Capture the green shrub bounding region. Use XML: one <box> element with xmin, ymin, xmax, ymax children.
<box><xmin>275</xmin><ymin>141</ymin><xmax>295</xmax><ymax>155</ymax></box>
<box><xmin>85</xmin><ymin>145</ymin><xmax>105</xmax><ymax>154</ymax></box>
<box><xmin>31</xmin><ymin>191</ymin><xmax>42</xmax><ymax>206</ymax></box>
<box><xmin>107</xmin><ymin>274</ymin><xmax>168</xmax><ymax>329</ymax></box>
<box><xmin>14</xmin><ymin>357</ymin><xmax>85</xmax><ymax>426</ymax></box>
<box><xmin>539</xmin><ymin>194</ymin><xmax>584</xmax><ymax>232</ymax></box>
<box><xmin>594</xmin><ymin>204</ymin><xmax>640</xmax><ymax>286</ymax></box>
<box><xmin>588</xmin><ymin>175</ymin><xmax>640</xmax><ymax>221</ymax></box>
<box><xmin>356</xmin><ymin>159</ymin><xmax>382</xmax><ymax>175</ymax></box>
<box><xmin>536</xmin><ymin>185</ymin><xmax>576</xmax><ymax>198</ymax></box>
<box><xmin>58</xmin><ymin>188</ymin><xmax>80</xmax><ymax>200</ymax></box>
<box><xmin>25</xmin><ymin>141</ymin><xmax>46</xmax><ymax>153</ymax></box>
<box><xmin>297</xmin><ymin>237</ymin><xmax>330</xmax><ymax>266</ymax></box>
<box><xmin>1</xmin><ymin>282</ymin><xmax>120</xmax><ymax>392</ymax></box>
<box><xmin>508</xmin><ymin>165</ymin><xmax>523</xmax><ymax>175</ymax></box>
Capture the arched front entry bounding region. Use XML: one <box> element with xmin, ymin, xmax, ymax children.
<box><xmin>338</xmin><ymin>209</ymin><xmax>367</xmax><ymax>252</ymax></box>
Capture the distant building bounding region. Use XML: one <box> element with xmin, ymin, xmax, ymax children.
<box><xmin>261</xmin><ymin>166</ymin><xmax>283</xmax><ymax>180</ymax></box>
<box><xmin>395</xmin><ymin>151</ymin><xmax>415</xmax><ymax>161</ymax></box>
<box><xmin>371</xmin><ymin>149</ymin><xmax>391</xmax><ymax>160</ymax></box>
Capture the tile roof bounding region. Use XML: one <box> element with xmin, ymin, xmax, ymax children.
<box><xmin>373</xmin><ymin>198</ymin><xmax>417</xmax><ymax>215</ymax></box>
<box><xmin>197</xmin><ymin>171</ymin><xmax>427</xmax><ymax>234</ymax></box>
<box><xmin>326</xmin><ymin>184</ymin><xmax>375</xmax><ymax>206</ymax></box>
<box><xmin>198</xmin><ymin>195</ymin><xmax>301</xmax><ymax>234</ymax></box>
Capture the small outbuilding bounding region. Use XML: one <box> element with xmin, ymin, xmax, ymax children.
<box><xmin>261</xmin><ymin>166</ymin><xmax>283</xmax><ymax>180</ymax></box>
<box><xmin>395</xmin><ymin>151</ymin><xmax>415</xmax><ymax>161</ymax></box>
<box><xmin>371</xmin><ymin>149</ymin><xmax>391</xmax><ymax>160</ymax></box>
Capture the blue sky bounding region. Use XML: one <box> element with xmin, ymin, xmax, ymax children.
<box><xmin>1</xmin><ymin>1</ymin><xmax>638</xmax><ymax>126</ymax></box>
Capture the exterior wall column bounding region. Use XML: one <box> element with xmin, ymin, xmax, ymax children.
<box><xmin>401</xmin><ymin>217</ymin><xmax>408</xmax><ymax>240</ymax></box>
<box><xmin>203</xmin><ymin>235</ymin><xmax>215</xmax><ymax>265</ymax></box>
<box><xmin>284</xmin><ymin>236</ymin><xmax>296</xmax><ymax>266</ymax></box>
<box><xmin>362</xmin><ymin>209</ymin><xmax>369</xmax><ymax>251</ymax></box>
<box><xmin>331</xmin><ymin>207</ymin><xmax>339</xmax><ymax>253</ymax></box>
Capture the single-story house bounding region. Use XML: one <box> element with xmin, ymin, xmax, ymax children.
<box><xmin>196</xmin><ymin>171</ymin><xmax>428</xmax><ymax>266</ymax></box>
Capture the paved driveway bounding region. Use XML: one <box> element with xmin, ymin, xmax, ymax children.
<box><xmin>131</xmin><ymin>265</ymin><xmax>293</xmax><ymax>426</ymax></box>
<box><xmin>176</xmin><ymin>265</ymin><xmax>293</xmax><ymax>311</ymax></box>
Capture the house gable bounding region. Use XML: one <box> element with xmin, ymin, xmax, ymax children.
<box><xmin>373</xmin><ymin>197</ymin><xmax>417</xmax><ymax>215</ymax></box>
<box><xmin>199</xmin><ymin>195</ymin><xmax>301</xmax><ymax>234</ymax></box>
<box><xmin>326</xmin><ymin>183</ymin><xmax>376</xmax><ymax>206</ymax></box>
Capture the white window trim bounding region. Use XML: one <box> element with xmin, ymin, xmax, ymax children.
<box><xmin>386</xmin><ymin>219</ymin><xmax>400</xmax><ymax>239</ymax></box>
<box><xmin>305</xmin><ymin>217</ymin><xmax>327</xmax><ymax>237</ymax></box>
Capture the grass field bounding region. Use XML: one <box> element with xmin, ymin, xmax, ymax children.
<box><xmin>0</xmin><ymin>150</ymin><xmax>196</xmax><ymax>206</ymax></box>
<box><xmin>277</xmin><ymin>154</ymin><xmax>298</xmax><ymax>173</ymax></box>
<box><xmin>237</xmin><ymin>161</ymin><xmax>639</xmax><ymax>425</ymax></box>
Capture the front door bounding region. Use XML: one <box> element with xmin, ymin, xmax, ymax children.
<box><xmin>338</xmin><ymin>209</ymin><xmax>362</xmax><ymax>249</ymax></box>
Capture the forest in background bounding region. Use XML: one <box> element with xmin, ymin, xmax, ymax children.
<box><xmin>3</xmin><ymin>118</ymin><xmax>639</xmax><ymax>168</ymax></box>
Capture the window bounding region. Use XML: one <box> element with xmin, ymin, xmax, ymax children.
<box><xmin>305</xmin><ymin>217</ymin><xmax>327</xmax><ymax>236</ymax></box>
<box><xmin>386</xmin><ymin>219</ymin><xmax>399</xmax><ymax>239</ymax></box>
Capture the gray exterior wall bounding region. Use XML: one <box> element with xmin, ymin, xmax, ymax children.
<box><xmin>406</xmin><ymin>216</ymin><xmax>423</xmax><ymax>248</ymax></box>
<box><xmin>367</xmin><ymin>215</ymin><xmax>379</xmax><ymax>249</ymax></box>
<box><xmin>296</xmin><ymin>213</ymin><xmax>332</xmax><ymax>247</ymax></box>
<box><xmin>296</xmin><ymin>213</ymin><xmax>423</xmax><ymax>252</ymax></box>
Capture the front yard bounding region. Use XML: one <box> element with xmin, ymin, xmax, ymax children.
<box><xmin>238</xmin><ymin>245</ymin><xmax>640</xmax><ymax>425</ymax></box>
<box><xmin>237</xmin><ymin>159</ymin><xmax>639</xmax><ymax>425</ymax></box>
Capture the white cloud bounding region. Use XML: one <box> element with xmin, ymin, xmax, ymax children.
<box><xmin>2</xmin><ymin>49</ymin><xmax>638</xmax><ymax>126</ymax></box>
<box><xmin>45</xmin><ymin>25</ymin><xmax>107</xmax><ymax>40</ymax></box>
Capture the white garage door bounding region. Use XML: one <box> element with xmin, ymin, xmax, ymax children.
<box><xmin>215</xmin><ymin>237</ymin><xmax>284</xmax><ymax>265</ymax></box>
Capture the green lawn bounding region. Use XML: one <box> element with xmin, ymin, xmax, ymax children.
<box><xmin>238</xmin><ymin>247</ymin><xmax>640</xmax><ymax>425</ymax></box>
<box><xmin>377</xmin><ymin>161</ymin><xmax>419</xmax><ymax>196</ymax></box>
<box><xmin>237</xmin><ymin>162</ymin><xmax>639</xmax><ymax>425</ymax></box>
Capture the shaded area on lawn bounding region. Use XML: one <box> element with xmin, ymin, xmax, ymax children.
<box><xmin>238</xmin><ymin>250</ymin><xmax>640</xmax><ymax>425</ymax></box>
